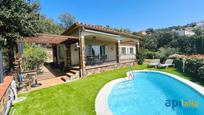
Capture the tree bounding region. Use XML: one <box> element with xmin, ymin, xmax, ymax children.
<box><xmin>39</xmin><ymin>15</ymin><xmax>65</xmax><ymax>34</ymax></box>
<box><xmin>22</xmin><ymin>43</ymin><xmax>47</xmax><ymax>71</ymax></box>
<box><xmin>0</xmin><ymin>0</ymin><xmax>41</xmax><ymax>69</ymax></box>
<box><xmin>157</xmin><ymin>32</ymin><xmax>175</xmax><ymax>48</ymax></box>
<box><xmin>58</xmin><ymin>12</ymin><xmax>76</xmax><ymax>29</ymax></box>
<box><xmin>118</xmin><ymin>28</ymin><xmax>131</xmax><ymax>33</ymax></box>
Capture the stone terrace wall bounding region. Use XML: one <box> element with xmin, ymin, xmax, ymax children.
<box><xmin>85</xmin><ymin>61</ymin><xmax>136</xmax><ymax>76</ymax></box>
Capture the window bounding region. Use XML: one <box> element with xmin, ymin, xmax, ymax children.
<box><xmin>130</xmin><ymin>48</ymin><xmax>134</xmax><ymax>54</ymax></box>
<box><xmin>121</xmin><ymin>47</ymin><xmax>126</xmax><ymax>55</ymax></box>
<box><xmin>86</xmin><ymin>45</ymin><xmax>107</xmax><ymax>57</ymax></box>
<box><xmin>58</xmin><ymin>45</ymin><xmax>64</xmax><ymax>59</ymax></box>
<box><xmin>85</xmin><ymin>45</ymin><xmax>92</xmax><ymax>56</ymax></box>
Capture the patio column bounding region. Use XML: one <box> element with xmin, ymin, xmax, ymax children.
<box><xmin>64</xmin><ymin>44</ymin><xmax>71</xmax><ymax>69</ymax></box>
<box><xmin>135</xmin><ymin>42</ymin><xmax>139</xmax><ymax>61</ymax></box>
<box><xmin>52</xmin><ymin>45</ymin><xmax>58</xmax><ymax>64</ymax></box>
<box><xmin>79</xmin><ymin>29</ymin><xmax>86</xmax><ymax>77</ymax></box>
<box><xmin>137</xmin><ymin>42</ymin><xmax>139</xmax><ymax>52</ymax></box>
<box><xmin>116</xmin><ymin>40</ymin><xmax>120</xmax><ymax>63</ymax></box>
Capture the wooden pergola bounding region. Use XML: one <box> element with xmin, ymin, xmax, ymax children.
<box><xmin>25</xmin><ymin>34</ymin><xmax>79</xmax><ymax>71</ymax></box>
<box><xmin>25</xmin><ymin>34</ymin><xmax>79</xmax><ymax>45</ymax></box>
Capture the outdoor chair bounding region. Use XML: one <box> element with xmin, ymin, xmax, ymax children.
<box><xmin>159</xmin><ymin>59</ymin><xmax>174</xmax><ymax>68</ymax></box>
<box><xmin>148</xmin><ymin>59</ymin><xmax>160</xmax><ymax>68</ymax></box>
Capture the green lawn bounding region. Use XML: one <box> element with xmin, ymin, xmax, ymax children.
<box><xmin>10</xmin><ymin>65</ymin><xmax>204</xmax><ymax>115</ymax></box>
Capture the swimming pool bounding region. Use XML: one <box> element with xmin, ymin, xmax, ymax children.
<box><xmin>108</xmin><ymin>71</ymin><xmax>204</xmax><ymax>115</ymax></box>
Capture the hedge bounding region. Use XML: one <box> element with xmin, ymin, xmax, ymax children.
<box><xmin>174</xmin><ymin>58</ymin><xmax>204</xmax><ymax>80</ymax></box>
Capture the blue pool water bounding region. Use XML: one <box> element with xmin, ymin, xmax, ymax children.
<box><xmin>108</xmin><ymin>72</ymin><xmax>204</xmax><ymax>115</ymax></box>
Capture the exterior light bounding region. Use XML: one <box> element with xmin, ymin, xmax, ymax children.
<box><xmin>75</xmin><ymin>42</ymin><xmax>80</xmax><ymax>48</ymax></box>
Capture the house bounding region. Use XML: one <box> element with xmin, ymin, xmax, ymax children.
<box><xmin>175</xmin><ymin>30</ymin><xmax>195</xmax><ymax>36</ymax></box>
<box><xmin>196</xmin><ymin>21</ymin><xmax>204</xmax><ymax>30</ymax></box>
<box><xmin>137</xmin><ymin>31</ymin><xmax>148</xmax><ymax>36</ymax></box>
<box><xmin>26</xmin><ymin>22</ymin><xmax>142</xmax><ymax>79</ymax></box>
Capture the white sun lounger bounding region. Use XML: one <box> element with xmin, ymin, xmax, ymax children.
<box><xmin>148</xmin><ymin>59</ymin><xmax>160</xmax><ymax>68</ymax></box>
<box><xmin>159</xmin><ymin>59</ymin><xmax>174</xmax><ymax>68</ymax></box>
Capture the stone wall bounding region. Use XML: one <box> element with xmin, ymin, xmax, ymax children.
<box><xmin>85</xmin><ymin>61</ymin><xmax>136</xmax><ymax>76</ymax></box>
<box><xmin>0</xmin><ymin>87</ymin><xmax>10</xmax><ymax>114</ymax></box>
<box><xmin>0</xmin><ymin>76</ymin><xmax>16</xmax><ymax>115</ymax></box>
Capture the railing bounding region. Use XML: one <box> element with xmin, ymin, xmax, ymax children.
<box><xmin>85</xmin><ymin>55</ymin><xmax>136</xmax><ymax>66</ymax></box>
<box><xmin>128</xmin><ymin>66</ymin><xmax>134</xmax><ymax>79</ymax></box>
<box><xmin>86</xmin><ymin>55</ymin><xmax>108</xmax><ymax>66</ymax></box>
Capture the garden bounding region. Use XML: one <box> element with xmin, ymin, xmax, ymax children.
<box><xmin>0</xmin><ymin>0</ymin><xmax>204</xmax><ymax>115</ymax></box>
<box><xmin>10</xmin><ymin>64</ymin><xmax>204</xmax><ymax>115</ymax></box>
<box><xmin>139</xmin><ymin>28</ymin><xmax>204</xmax><ymax>84</ymax></box>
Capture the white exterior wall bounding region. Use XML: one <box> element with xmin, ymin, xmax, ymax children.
<box><xmin>107</xmin><ymin>45</ymin><xmax>116</xmax><ymax>61</ymax></box>
<box><xmin>71</xmin><ymin>44</ymin><xmax>79</xmax><ymax>65</ymax></box>
<box><xmin>176</xmin><ymin>30</ymin><xmax>195</xmax><ymax>36</ymax></box>
<box><xmin>120</xmin><ymin>44</ymin><xmax>136</xmax><ymax>60</ymax></box>
<box><xmin>185</xmin><ymin>31</ymin><xmax>195</xmax><ymax>36</ymax></box>
<box><xmin>45</xmin><ymin>48</ymin><xmax>53</xmax><ymax>62</ymax></box>
<box><xmin>176</xmin><ymin>30</ymin><xmax>185</xmax><ymax>36</ymax></box>
<box><xmin>201</xmin><ymin>25</ymin><xmax>204</xmax><ymax>30</ymax></box>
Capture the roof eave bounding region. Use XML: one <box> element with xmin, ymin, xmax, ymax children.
<box><xmin>62</xmin><ymin>22</ymin><xmax>143</xmax><ymax>39</ymax></box>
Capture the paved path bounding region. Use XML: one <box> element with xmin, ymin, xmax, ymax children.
<box><xmin>26</xmin><ymin>77</ymin><xmax>66</xmax><ymax>92</ymax></box>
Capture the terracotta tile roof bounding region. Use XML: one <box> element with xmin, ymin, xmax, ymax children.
<box><xmin>0</xmin><ymin>76</ymin><xmax>13</xmax><ymax>100</ymax></box>
<box><xmin>62</xmin><ymin>22</ymin><xmax>142</xmax><ymax>39</ymax></box>
<box><xmin>25</xmin><ymin>34</ymin><xmax>79</xmax><ymax>45</ymax></box>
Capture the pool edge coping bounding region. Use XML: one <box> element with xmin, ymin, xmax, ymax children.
<box><xmin>95</xmin><ymin>77</ymin><xmax>127</xmax><ymax>115</ymax></box>
<box><xmin>129</xmin><ymin>70</ymin><xmax>204</xmax><ymax>96</ymax></box>
<box><xmin>95</xmin><ymin>70</ymin><xmax>204</xmax><ymax>115</ymax></box>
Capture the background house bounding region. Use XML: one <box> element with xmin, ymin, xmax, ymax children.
<box><xmin>175</xmin><ymin>30</ymin><xmax>195</xmax><ymax>36</ymax></box>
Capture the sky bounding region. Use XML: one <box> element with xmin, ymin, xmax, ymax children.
<box><xmin>40</xmin><ymin>0</ymin><xmax>204</xmax><ymax>32</ymax></box>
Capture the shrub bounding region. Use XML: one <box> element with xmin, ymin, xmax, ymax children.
<box><xmin>144</xmin><ymin>50</ymin><xmax>157</xmax><ymax>59</ymax></box>
<box><xmin>174</xmin><ymin>57</ymin><xmax>204</xmax><ymax>80</ymax></box>
<box><xmin>156</xmin><ymin>47</ymin><xmax>177</xmax><ymax>63</ymax></box>
<box><xmin>137</xmin><ymin>50</ymin><xmax>145</xmax><ymax>65</ymax></box>
<box><xmin>174</xmin><ymin>58</ymin><xmax>183</xmax><ymax>71</ymax></box>
<box><xmin>185</xmin><ymin>58</ymin><xmax>204</xmax><ymax>75</ymax></box>
<box><xmin>198</xmin><ymin>66</ymin><xmax>204</xmax><ymax>79</ymax></box>
<box><xmin>22</xmin><ymin>44</ymin><xmax>47</xmax><ymax>71</ymax></box>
